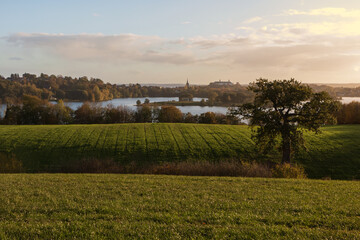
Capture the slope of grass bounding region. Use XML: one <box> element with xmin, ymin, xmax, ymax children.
<box><xmin>0</xmin><ymin>124</ymin><xmax>359</xmax><ymax>179</ymax></box>
<box><xmin>0</xmin><ymin>174</ymin><xmax>359</xmax><ymax>239</ymax></box>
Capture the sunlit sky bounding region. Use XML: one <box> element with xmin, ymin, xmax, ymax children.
<box><xmin>1</xmin><ymin>0</ymin><xmax>360</xmax><ymax>84</ymax></box>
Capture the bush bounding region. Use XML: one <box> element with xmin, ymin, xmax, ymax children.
<box><xmin>143</xmin><ymin>161</ymin><xmax>273</xmax><ymax>178</ymax></box>
<box><xmin>271</xmin><ymin>163</ymin><xmax>307</xmax><ymax>179</ymax></box>
<box><xmin>0</xmin><ymin>153</ymin><xmax>23</xmax><ymax>173</ymax></box>
<box><xmin>158</xmin><ymin>106</ymin><xmax>183</xmax><ymax>123</ymax></box>
<box><xmin>61</xmin><ymin>158</ymin><xmax>124</xmax><ymax>173</ymax></box>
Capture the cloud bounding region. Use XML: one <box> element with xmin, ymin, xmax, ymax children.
<box><xmin>243</xmin><ymin>16</ymin><xmax>262</xmax><ymax>24</ymax></box>
<box><xmin>140</xmin><ymin>50</ymin><xmax>195</xmax><ymax>64</ymax></box>
<box><xmin>181</xmin><ymin>21</ymin><xmax>191</xmax><ymax>25</ymax></box>
<box><xmin>259</xmin><ymin>21</ymin><xmax>360</xmax><ymax>37</ymax></box>
<box><xmin>285</xmin><ymin>8</ymin><xmax>360</xmax><ymax>18</ymax></box>
<box><xmin>260</xmin><ymin>8</ymin><xmax>360</xmax><ymax>38</ymax></box>
<box><xmin>188</xmin><ymin>34</ymin><xmax>254</xmax><ymax>49</ymax></box>
<box><xmin>5</xmin><ymin>33</ymin><xmax>196</xmax><ymax>65</ymax></box>
<box><xmin>201</xmin><ymin>42</ymin><xmax>360</xmax><ymax>75</ymax></box>
<box><xmin>4</xmin><ymin>5</ymin><xmax>360</xmax><ymax>84</ymax></box>
<box><xmin>5</xmin><ymin>31</ymin><xmax>360</xmax><ymax>71</ymax></box>
<box><xmin>92</xmin><ymin>13</ymin><xmax>101</xmax><ymax>17</ymax></box>
<box><xmin>8</xmin><ymin>57</ymin><xmax>23</xmax><ymax>61</ymax></box>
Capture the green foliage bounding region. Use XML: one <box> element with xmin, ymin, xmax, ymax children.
<box><xmin>232</xmin><ymin>78</ymin><xmax>340</xmax><ymax>163</ymax></box>
<box><xmin>0</xmin><ymin>152</ymin><xmax>23</xmax><ymax>173</ymax></box>
<box><xmin>336</xmin><ymin>101</ymin><xmax>360</xmax><ymax>124</ymax></box>
<box><xmin>0</xmin><ymin>124</ymin><xmax>359</xmax><ymax>179</ymax></box>
<box><xmin>3</xmin><ymin>95</ymin><xmax>74</xmax><ymax>125</ymax></box>
<box><xmin>0</xmin><ymin>174</ymin><xmax>359</xmax><ymax>239</ymax></box>
<box><xmin>134</xmin><ymin>105</ymin><xmax>153</xmax><ymax>122</ymax></box>
<box><xmin>158</xmin><ymin>106</ymin><xmax>183</xmax><ymax>122</ymax></box>
<box><xmin>199</xmin><ymin>112</ymin><xmax>216</xmax><ymax>124</ymax></box>
<box><xmin>0</xmin><ymin>73</ymin><xmax>254</xmax><ymax>104</ymax></box>
<box><xmin>271</xmin><ymin>163</ymin><xmax>307</xmax><ymax>179</ymax></box>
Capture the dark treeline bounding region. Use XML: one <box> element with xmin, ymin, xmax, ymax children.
<box><xmin>0</xmin><ymin>95</ymin><xmax>238</xmax><ymax>125</ymax></box>
<box><xmin>336</xmin><ymin>101</ymin><xmax>360</xmax><ymax>124</ymax></box>
<box><xmin>0</xmin><ymin>73</ymin><xmax>180</xmax><ymax>103</ymax></box>
<box><xmin>309</xmin><ymin>84</ymin><xmax>360</xmax><ymax>98</ymax></box>
<box><xmin>4</xmin><ymin>72</ymin><xmax>359</xmax><ymax>107</ymax></box>
<box><xmin>2</xmin><ymin>95</ymin><xmax>359</xmax><ymax>125</ymax></box>
<box><xmin>0</xmin><ymin>73</ymin><xmax>253</xmax><ymax>105</ymax></box>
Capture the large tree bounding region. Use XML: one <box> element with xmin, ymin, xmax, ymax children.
<box><xmin>232</xmin><ymin>78</ymin><xmax>340</xmax><ymax>163</ymax></box>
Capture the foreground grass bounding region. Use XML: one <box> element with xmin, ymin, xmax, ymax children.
<box><xmin>0</xmin><ymin>174</ymin><xmax>359</xmax><ymax>239</ymax></box>
<box><xmin>0</xmin><ymin>124</ymin><xmax>359</xmax><ymax>179</ymax></box>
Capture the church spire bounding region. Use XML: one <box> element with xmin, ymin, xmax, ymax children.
<box><xmin>185</xmin><ymin>78</ymin><xmax>190</xmax><ymax>89</ymax></box>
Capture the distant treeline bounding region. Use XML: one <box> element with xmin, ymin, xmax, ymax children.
<box><xmin>336</xmin><ymin>101</ymin><xmax>360</xmax><ymax>124</ymax></box>
<box><xmin>1</xmin><ymin>73</ymin><xmax>360</xmax><ymax>109</ymax></box>
<box><xmin>0</xmin><ymin>95</ymin><xmax>238</xmax><ymax>125</ymax></box>
<box><xmin>0</xmin><ymin>73</ymin><xmax>253</xmax><ymax>105</ymax></box>
<box><xmin>0</xmin><ymin>73</ymin><xmax>180</xmax><ymax>103</ymax></box>
<box><xmin>309</xmin><ymin>84</ymin><xmax>360</xmax><ymax>98</ymax></box>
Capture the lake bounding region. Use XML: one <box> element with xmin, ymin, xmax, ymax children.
<box><xmin>0</xmin><ymin>97</ymin><xmax>229</xmax><ymax>117</ymax></box>
<box><xmin>51</xmin><ymin>97</ymin><xmax>229</xmax><ymax>116</ymax></box>
<box><xmin>1</xmin><ymin>96</ymin><xmax>360</xmax><ymax>118</ymax></box>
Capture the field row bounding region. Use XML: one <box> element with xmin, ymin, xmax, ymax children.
<box><xmin>0</xmin><ymin>124</ymin><xmax>254</xmax><ymax>170</ymax></box>
<box><xmin>0</xmin><ymin>174</ymin><xmax>359</xmax><ymax>239</ymax></box>
<box><xmin>0</xmin><ymin>124</ymin><xmax>359</xmax><ymax>178</ymax></box>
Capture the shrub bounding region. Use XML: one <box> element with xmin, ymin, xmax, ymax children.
<box><xmin>158</xmin><ymin>105</ymin><xmax>183</xmax><ymax>123</ymax></box>
<box><xmin>271</xmin><ymin>163</ymin><xmax>307</xmax><ymax>179</ymax></box>
<box><xmin>143</xmin><ymin>160</ymin><xmax>273</xmax><ymax>178</ymax></box>
<box><xmin>61</xmin><ymin>158</ymin><xmax>124</xmax><ymax>173</ymax></box>
<box><xmin>0</xmin><ymin>153</ymin><xmax>23</xmax><ymax>173</ymax></box>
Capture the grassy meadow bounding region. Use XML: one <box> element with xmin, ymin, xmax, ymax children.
<box><xmin>0</xmin><ymin>123</ymin><xmax>359</xmax><ymax>179</ymax></box>
<box><xmin>0</xmin><ymin>174</ymin><xmax>359</xmax><ymax>239</ymax></box>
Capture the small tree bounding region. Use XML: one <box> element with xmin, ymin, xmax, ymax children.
<box><xmin>199</xmin><ymin>112</ymin><xmax>216</xmax><ymax>124</ymax></box>
<box><xmin>134</xmin><ymin>105</ymin><xmax>153</xmax><ymax>123</ymax></box>
<box><xmin>231</xmin><ymin>78</ymin><xmax>339</xmax><ymax>163</ymax></box>
<box><xmin>158</xmin><ymin>106</ymin><xmax>183</xmax><ymax>123</ymax></box>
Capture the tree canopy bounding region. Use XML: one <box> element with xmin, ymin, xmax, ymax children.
<box><xmin>232</xmin><ymin>78</ymin><xmax>340</xmax><ymax>163</ymax></box>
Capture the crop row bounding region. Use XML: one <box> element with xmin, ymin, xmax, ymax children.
<box><xmin>0</xmin><ymin>124</ymin><xmax>253</xmax><ymax>171</ymax></box>
<box><xmin>1</xmin><ymin>124</ymin><xmax>360</xmax><ymax>178</ymax></box>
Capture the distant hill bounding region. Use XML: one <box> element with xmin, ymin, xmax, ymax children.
<box><xmin>315</xmin><ymin>83</ymin><xmax>360</xmax><ymax>88</ymax></box>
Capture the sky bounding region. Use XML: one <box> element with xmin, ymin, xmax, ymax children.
<box><xmin>1</xmin><ymin>0</ymin><xmax>360</xmax><ymax>84</ymax></box>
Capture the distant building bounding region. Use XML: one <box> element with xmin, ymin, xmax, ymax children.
<box><xmin>184</xmin><ymin>78</ymin><xmax>190</xmax><ymax>89</ymax></box>
<box><xmin>209</xmin><ymin>80</ymin><xmax>234</xmax><ymax>87</ymax></box>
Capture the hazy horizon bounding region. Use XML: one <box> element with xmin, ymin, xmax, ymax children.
<box><xmin>1</xmin><ymin>0</ymin><xmax>360</xmax><ymax>84</ymax></box>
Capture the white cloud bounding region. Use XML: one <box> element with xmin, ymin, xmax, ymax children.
<box><xmin>259</xmin><ymin>21</ymin><xmax>360</xmax><ymax>37</ymax></box>
<box><xmin>285</xmin><ymin>8</ymin><xmax>360</xmax><ymax>18</ymax></box>
<box><xmin>4</xmin><ymin>5</ymin><xmax>360</xmax><ymax>84</ymax></box>
<box><xmin>5</xmin><ymin>31</ymin><xmax>360</xmax><ymax>71</ymax></box>
<box><xmin>5</xmin><ymin>33</ymin><xmax>196</xmax><ymax>65</ymax></box>
<box><xmin>92</xmin><ymin>13</ymin><xmax>101</xmax><ymax>17</ymax></box>
<box><xmin>243</xmin><ymin>16</ymin><xmax>262</xmax><ymax>24</ymax></box>
<box><xmin>181</xmin><ymin>21</ymin><xmax>191</xmax><ymax>25</ymax></box>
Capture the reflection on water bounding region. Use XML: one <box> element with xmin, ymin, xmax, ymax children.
<box><xmin>51</xmin><ymin>97</ymin><xmax>229</xmax><ymax>115</ymax></box>
<box><xmin>1</xmin><ymin>96</ymin><xmax>360</xmax><ymax>118</ymax></box>
<box><xmin>0</xmin><ymin>97</ymin><xmax>228</xmax><ymax>117</ymax></box>
<box><xmin>338</xmin><ymin>97</ymin><xmax>360</xmax><ymax>104</ymax></box>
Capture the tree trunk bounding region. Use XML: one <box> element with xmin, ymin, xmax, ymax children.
<box><xmin>281</xmin><ymin>133</ymin><xmax>291</xmax><ymax>164</ymax></box>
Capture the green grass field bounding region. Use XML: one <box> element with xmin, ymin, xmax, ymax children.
<box><xmin>0</xmin><ymin>124</ymin><xmax>359</xmax><ymax>179</ymax></box>
<box><xmin>0</xmin><ymin>174</ymin><xmax>359</xmax><ymax>239</ymax></box>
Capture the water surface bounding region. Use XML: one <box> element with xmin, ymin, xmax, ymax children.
<box><xmin>1</xmin><ymin>96</ymin><xmax>359</xmax><ymax>118</ymax></box>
